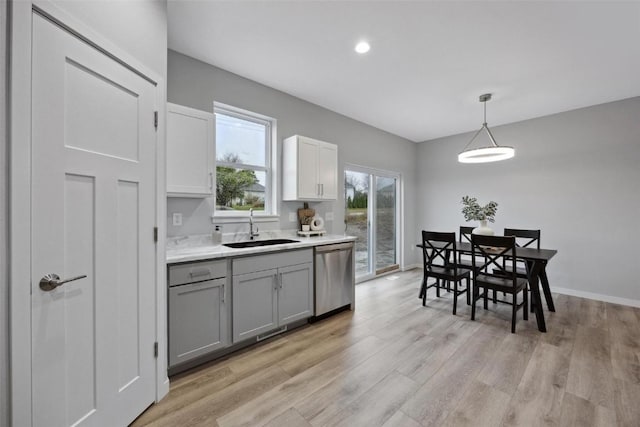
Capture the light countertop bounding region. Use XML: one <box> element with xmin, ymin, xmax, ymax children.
<box><xmin>166</xmin><ymin>232</ymin><xmax>356</xmax><ymax>264</ymax></box>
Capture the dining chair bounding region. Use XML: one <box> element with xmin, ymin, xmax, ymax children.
<box><xmin>456</xmin><ymin>226</ymin><xmax>475</xmax><ymax>269</ymax></box>
<box><xmin>501</xmin><ymin>228</ymin><xmax>540</xmax><ymax>277</ymax></box>
<box><xmin>470</xmin><ymin>234</ymin><xmax>528</xmax><ymax>333</ymax></box>
<box><xmin>496</xmin><ymin>228</ymin><xmax>555</xmax><ymax>312</ymax></box>
<box><xmin>420</xmin><ymin>231</ymin><xmax>471</xmax><ymax>315</ymax></box>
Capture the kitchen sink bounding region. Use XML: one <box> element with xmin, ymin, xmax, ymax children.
<box><xmin>223</xmin><ymin>238</ymin><xmax>299</xmax><ymax>249</ymax></box>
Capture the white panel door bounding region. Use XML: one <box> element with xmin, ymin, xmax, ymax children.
<box><xmin>31</xmin><ymin>14</ymin><xmax>156</xmax><ymax>427</ymax></box>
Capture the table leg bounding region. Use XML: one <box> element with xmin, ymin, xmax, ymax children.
<box><xmin>539</xmin><ymin>263</ymin><xmax>555</xmax><ymax>312</ymax></box>
<box><xmin>526</xmin><ymin>260</ymin><xmax>547</xmax><ymax>332</ymax></box>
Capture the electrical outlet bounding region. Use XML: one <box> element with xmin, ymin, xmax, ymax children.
<box><xmin>325</xmin><ymin>212</ymin><xmax>334</xmax><ymax>221</ymax></box>
<box><xmin>289</xmin><ymin>212</ymin><xmax>297</xmax><ymax>222</ymax></box>
<box><xmin>172</xmin><ymin>213</ymin><xmax>182</xmax><ymax>226</ymax></box>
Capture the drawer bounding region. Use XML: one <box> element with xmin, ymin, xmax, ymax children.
<box><xmin>169</xmin><ymin>259</ymin><xmax>227</xmax><ymax>286</ymax></box>
<box><xmin>233</xmin><ymin>248</ymin><xmax>313</xmax><ymax>276</ymax></box>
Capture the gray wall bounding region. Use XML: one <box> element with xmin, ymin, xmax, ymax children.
<box><xmin>416</xmin><ymin>97</ymin><xmax>640</xmax><ymax>303</ymax></box>
<box><xmin>167</xmin><ymin>50</ymin><xmax>420</xmax><ymax>268</ymax></box>
<box><xmin>1</xmin><ymin>1</ymin><xmax>7</xmax><ymax>424</ymax></box>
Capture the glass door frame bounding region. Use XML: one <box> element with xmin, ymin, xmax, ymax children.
<box><xmin>344</xmin><ymin>163</ymin><xmax>403</xmax><ymax>283</ymax></box>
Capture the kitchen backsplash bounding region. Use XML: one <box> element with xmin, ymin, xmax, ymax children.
<box><xmin>166</xmin><ymin>197</ymin><xmax>338</xmax><ymax>238</ymax></box>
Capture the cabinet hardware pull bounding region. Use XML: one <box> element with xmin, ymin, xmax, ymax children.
<box><xmin>274</xmin><ymin>273</ymin><xmax>279</xmax><ymax>290</ymax></box>
<box><xmin>189</xmin><ymin>268</ymin><xmax>210</xmax><ymax>278</ymax></box>
<box><xmin>279</xmin><ymin>273</ymin><xmax>283</xmax><ymax>289</ymax></box>
<box><xmin>221</xmin><ymin>284</ymin><xmax>225</xmax><ymax>303</ymax></box>
<box><xmin>209</xmin><ymin>172</ymin><xmax>213</xmax><ymax>191</ymax></box>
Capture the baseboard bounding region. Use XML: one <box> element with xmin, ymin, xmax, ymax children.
<box><xmin>401</xmin><ymin>263</ymin><xmax>421</xmax><ymax>271</ymax></box>
<box><xmin>552</xmin><ymin>286</ymin><xmax>640</xmax><ymax>308</ymax></box>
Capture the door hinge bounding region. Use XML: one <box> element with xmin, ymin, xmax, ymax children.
<box><xmin>154</xmin><ymin>111</ymin><xmax>158</xmax><ymax>129</ymax></box>
<box><xmin>153</xmin><ymin>227</ymin><xmax>158</xmax><ymax>242</ymax></box>
<box><xmin>153</xmin><ymin>342</ymin><xmax>158</xmax><ymax>358</ymax></box>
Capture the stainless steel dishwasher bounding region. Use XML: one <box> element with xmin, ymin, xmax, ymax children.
<box><xmin>314</xmin><ymin>242</ymin><xmax>354</xmax><ymax>316</ymax></box>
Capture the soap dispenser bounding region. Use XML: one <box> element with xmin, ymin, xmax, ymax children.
<box><xmin>212</xmin><ymin>225</ymin><xmax>222</xmax><ymax>245</ymax></box>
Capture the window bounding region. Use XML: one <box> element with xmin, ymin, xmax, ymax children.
<box><xmin>214</xmin><ymin>103</ymin><xmax>276</xmax><ymax>216</ymax></box>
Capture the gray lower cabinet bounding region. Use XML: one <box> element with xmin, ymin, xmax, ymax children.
<box><xmin>232</xmin><ymin>249</ymin><xmax>313</xmax><ymax>343</ymax></box>
<box><xmin>232</xmin><ymin>269</ymin><xmax>279</xmax><ymax>343</ymax></box>
<box><xmin>278</xmin><ymin>263</ymin><xmax>314</xmax><ymax>325</ymax></box>
<box><xmin>168</xmin><ymin>277</ymin><xmax>228</xmax><ymax>367</ymax></box>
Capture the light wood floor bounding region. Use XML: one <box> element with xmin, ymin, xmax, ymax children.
<box><xmin>132</xmin><ymin>269</ymin><xmax>640</xmax><ymax>427</ymax></box>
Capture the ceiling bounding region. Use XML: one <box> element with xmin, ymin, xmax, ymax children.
<box><xmin>167</xmin><ymin>1</ymin><xmax>640</xmax><ymax>143</ymax></box>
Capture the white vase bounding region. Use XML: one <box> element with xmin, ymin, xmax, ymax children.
<box><xmin>472</xmin><ymin>220</ymin><xmax>494</xmax><ymax>236</ymax></box>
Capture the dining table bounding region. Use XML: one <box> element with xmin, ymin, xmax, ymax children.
<box><xmin>416</xmin><ymin>241</ymin><xmax>557</xmax><ymax>332</ymax></box>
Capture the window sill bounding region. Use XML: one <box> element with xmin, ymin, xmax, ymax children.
<box><xmin>211</xmin><ymin>213</ymin><xmax>280</xmax><ymax>224</ymax></box>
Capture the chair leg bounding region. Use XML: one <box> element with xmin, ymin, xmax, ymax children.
<box><xmin>493</xmin><ymin>289</ymin><xmax>497</xmax><ymax>303</ymax></box>
<box><xmin>436</xmin><ymin>278</ymin><xmax>440</xmax><ymax>298</ymax></box>
<box><xmin>483</xmin><ymin>289</ymin><xmax>488</xmax><ymax>310</ymax></box>
<box><xmin>422</xmin><ymin>286</ymin><xmax>427</xmax><ymax>307</ymax></box>
<box><xmin>453</xmin><ymin>280</ymin><xmax>458</xmax><ymax>315</ymax></box>
<box><xmin>466</xmin><ymin>277</ymin><xmax>471</xmax><ymax>305</ymax></box>
<box><xmin>511</xmin><ymin>292</ymin><xmax>517</xmax><ymax>333</ymax></box>
<box><xmin>523</xmin><ymin>287</ymin><xmax>529</xmax><ymax>321</ymax></box>
<box><xmin>471</xmin><ymin>285</ymin><xmax>477</xmax><ymax>321</ymax></box>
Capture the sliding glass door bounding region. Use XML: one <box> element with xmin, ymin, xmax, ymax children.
<box><xmin>345</xmin><ymin>166</ymin><xmax>400</xmax><ymax>282</ymax></box>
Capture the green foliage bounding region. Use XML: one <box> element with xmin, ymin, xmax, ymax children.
<box><xmin>461</xmin><ymin>196</ymin><xmax>498</xmax><ymax>223</ymax></box>
<box><xmin>215</xmin><ymin>153</ymin><xmax>257</xmax><ymax>207</ymax></box>
<box><xmin>348</xmin><ymin>192</ymin><xmax>368</xmax><ymax>209</ymax></box>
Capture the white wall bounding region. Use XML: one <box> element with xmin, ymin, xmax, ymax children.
<box><xmin>1</xmin><ymin>1</ymin><xmax>8</xmax><ymax>424</ymax></box>
<box><xmin>167</xmin><ymin>50</ymin><xmax>420</xmax><ymax>268</ymax></box>
<box><xmin>416</xmin><ymin>97</ymin><xmax>640</xmax><ymax>304</ymax></box>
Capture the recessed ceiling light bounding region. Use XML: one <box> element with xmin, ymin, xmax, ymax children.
<box><xmin>355</xmin><ymin>41</ymin><xmax>370</xmax><ymax>54</ymax></box>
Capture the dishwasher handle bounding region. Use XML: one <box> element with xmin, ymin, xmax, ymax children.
<box><xmin>315</xmin><ymin>242</ymin><xmax>354</xmax><ymax>253</ymax></box>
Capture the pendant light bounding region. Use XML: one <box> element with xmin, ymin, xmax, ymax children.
<box><xmin>458</xmin><ymin>93</ymin><xmax>514</xmax><ymax>163</ymax></box>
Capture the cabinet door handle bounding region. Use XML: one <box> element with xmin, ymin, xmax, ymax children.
<box><xmin>189</xmin><ymin>268</ymin><xmax>211</xmax><ymax>278</ymax></box>
<box><xmin>274</xmin><ymin>273</ymin><xmax>279</xmax><ymax>290</ymax></box>
<box><xmin>221</xmin><ymin>284</ymin><xmax>225</xmax><ymax>303</ymax></box>
<box><xmin>209</xmin><ymin>172</ymin><xmax>213</xmax><ymax>191</ymax></box>
<box><xmin>317</xmin><ymin>183</ymin><xmax>320</xmax><ymax>196</ymax></box>
<box><xmin>321</xmin><ymin>183</ymin><xmax>324</xmax><ymax>196</ymax></box>
<box><xmin>279</xmin><ymin>273</ymin><xmax>283</xmax><ymax>289</ymax></box>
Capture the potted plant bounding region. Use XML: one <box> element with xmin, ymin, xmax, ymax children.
<box><xmin>461</xmin><ymin>196</ymin><xmax>498</xmax><ymax>235</ymax></box>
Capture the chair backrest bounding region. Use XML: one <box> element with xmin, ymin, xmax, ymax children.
<box><xmin>504</xmin><ymin>228</ymin><xmax>540</xmax><ymax>249</ymax></box>
<box><xmin>471</xmin><ymin>234</ymin><xmax>518</xmax><ymax>285</ymax></box>
<box><xmin>459</xmin><ymin>226</ymin><xmax>474</xmax><ymax>244</ymax></box>
<box><xmin>422</xmin><ymin>230</ymin><xmax>457</xmax><ymax>271</ymax></box>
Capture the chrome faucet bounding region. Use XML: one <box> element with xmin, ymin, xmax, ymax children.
<box><xmin>249</xmin><ymin>208</ymin><xmax>260</xmax><ymax>240</ymax></box>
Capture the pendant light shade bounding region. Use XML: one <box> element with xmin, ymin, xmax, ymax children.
<box><xmin>458</xmin><ymin>94</ymin><xmax>514</xmax><ymax>164</ymax></box>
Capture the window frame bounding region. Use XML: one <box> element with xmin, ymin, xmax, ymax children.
<box><xmin>212</xmin><ymin>102</ymin><xmax>278</xmax><ymax>220</ymax></box>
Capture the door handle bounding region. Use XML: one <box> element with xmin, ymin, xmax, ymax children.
<box><xmin>39</xmin><ymin>273</ymin><xmax>87</xmax><ymax>291</ymax></box>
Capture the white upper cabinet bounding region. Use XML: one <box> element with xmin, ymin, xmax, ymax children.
<box><xmin>167</xmin><ymin>103</ymin><xmax>214</xmax><ymax>197</ymax></box>
<box><xmin>282</xmin><ymin>135</ymin><xmax>338</xmax><ymax>201</ymax></box>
